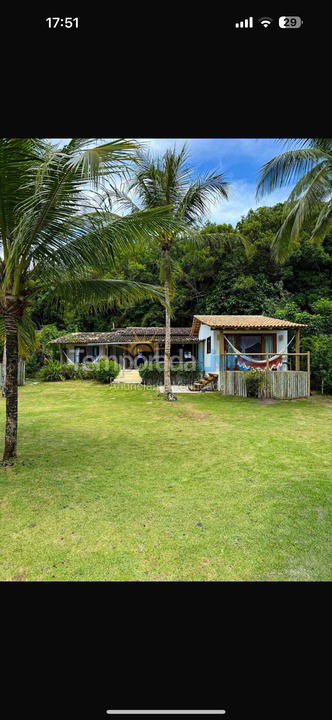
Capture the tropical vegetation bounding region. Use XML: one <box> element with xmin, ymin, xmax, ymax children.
<box><xmin>257</xmin><ymin>138</ymin><xmax>332</xmax><ymax>261</ymax></box>
<box><xmin>109</xmin><ymin>145</ymin><xmax>229</xmax><ymax>399</ymax></box>
<box><xmin>27</xmin><ymin>201</ymin><xmax>332</xmax><ymax>394</ymax></box>
<box><xmin>0</xmin><ymin>138</ymin><xmax>176</xmax><ymax>463</ymax></box>
<box><xmin>38</xmin><ymin>360</ymin><xmax>120</xmax><ymax>383</ymax></box>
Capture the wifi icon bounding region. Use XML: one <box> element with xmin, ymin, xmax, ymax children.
<box><xmin>259</xmin><ymin>16</ymin><xmax>273</xmax><ymax>27</ymax></box>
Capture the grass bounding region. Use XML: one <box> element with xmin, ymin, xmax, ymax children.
<box><xmin>1</xmin><ymin>381</ymin><xmax>332</xmax><ymax>581</ymax></box>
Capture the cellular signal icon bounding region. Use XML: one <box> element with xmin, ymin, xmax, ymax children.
<box><xmin>235</xmin><ymin>17</ymin><xmax>253</xmax><ymax>28</ymax></box>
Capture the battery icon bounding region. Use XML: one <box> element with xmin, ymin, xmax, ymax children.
<box><xmin>279</xmin><ymin>16</ymin><xmax>303</xmax><ymax>28</ymax></box>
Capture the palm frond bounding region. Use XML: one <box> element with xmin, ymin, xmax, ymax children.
<box><xmin>273</xmin><ymin>162</ymin><xmax>332</xmax><ymax>260</ymax></box>
<box><xmin>310</xmin><ymin>200</ymin><xmax>332</xmax><ymax>244</ymax></box>
<box><xmin>5</xmin><ymin>204</ymin><xmax>177</xmax><ymax>288</ymax></box>
<box><xmin>6</xmin><ymin>139</ymin><xmax>140</xmax><ymax>274</ymax></box>
<box><xmin>271</xmin><ymin>204</ymin><xmax>301</xmax><ymax>262</ymax></box>
<box><xmin>51</xmin><ymin>277</ymin><xmax>166</xmax><ymax>310</ymax></box>
<box><xmin>256</xmin><ymin>148</ymin><xmax>328</xmax><ymax>198</ymax></box>
<box><xmin>286</xmin><ymin>162</ymin><xmax>331</xmax><ymax>203</ymax></box>
<box><xmin>42</xmin><ymin>205</ymin><xmax>175</xmax><ymax>274</ymax></box>
<box><xmin>0</xmin><ymin>313</ymin><xmax>37</xmax><ymax>357</ymax></box>
<box><xmin>104</xmin><ymin>184</ymin><xmax>141</xmax><ymax>214</ymax></box>
<box><xmin>277</xmin><ymin>138</ymin><xmax>332</xmax><ymax>152</ymax></box>
<box><xmin>178</xmin><ymin>171</ymin><xmax>229</xmax><ymax>224</ymax></box>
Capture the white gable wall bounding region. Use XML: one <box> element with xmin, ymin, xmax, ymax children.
<box><xmin>197</xmin><ymin>324</ymin><xmax>221</xmax><ymax>385</ymax></box>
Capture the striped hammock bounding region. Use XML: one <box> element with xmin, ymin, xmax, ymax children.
<box><xmin>225</xmin><ymin>336</ymin><xmax>284</xmax><ymax>371</ymax></box>
<box><xmin>237</xmin><ymin>355</ymin><xmax>282</xmax><ymax>371</ymax></box>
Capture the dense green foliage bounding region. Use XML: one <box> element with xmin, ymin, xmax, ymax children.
<box><xmin>38</xmin><ymin>360</ymin><xmax>120</xmax><ymax>384</ymax></box>
<box><xmin>256</xmin><ymin>138</ymin><xmax>332</xmax><ymax>262</ymax></box>
<box><xmin>25</xmin><ymin>324</ymin><xmax>62</xmax><ymax>376</ymax></box>
<box><xmin>309</xmin><ymin>336</ymin><xmax>332</xmax><ymax>394</ymax></box>
<box><xmin>27</xmin><ymin>202</ymin><xmax>332</xmax><ymax>393</ymax></box>
<box><xmin>245</xmin><ymin>369</ymin><xmax>267</xmax><ymax>398</ymax></box>
<box><xmin>139</xmin><ymin>362</ymin><xmax>200</xmax><ymax>385</ymax></box>
<box><xmin>92</xmin><ymin>360</ymin><xmax>120</xmax><ymax>384</ymax></box>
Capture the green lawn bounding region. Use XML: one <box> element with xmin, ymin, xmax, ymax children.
<box><xmin>1</xmin><ymin>381</ymin><xmax>332</xmax><ymax>581</ymax></box>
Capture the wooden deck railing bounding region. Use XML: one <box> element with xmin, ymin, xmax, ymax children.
<box><xmin>220</xmin><ymin>351</ymin><xmax>310</xmax><ymax>373</ymax></box>
<box><xmin>219</xmin><ymin>353</ymin><xmax>311</xmax><ymax>399</ymax></box>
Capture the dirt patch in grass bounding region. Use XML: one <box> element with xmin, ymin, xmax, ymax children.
<box><xmin>177</xmin><ymin>403</ymin><xmax>212</xmax><ymax>421</ymax></box>
<box><xmin>309</xmin><ymin>393</ymin><xmax>332</xmax><ymax>404</ymax></box>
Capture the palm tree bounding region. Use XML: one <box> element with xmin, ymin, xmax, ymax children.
<box><xmin>256</xmin><ymin>138</ymin><xmax>332</xmax><ymax>261</ymax></box>
<box><xmin>110</xmin><ymin>145</ymin><xmax>229</xmax><ymax>399</ymax></box>
<box><xmin>0</xmin><ymin>138</ymin><xmax>176</xmax><ymax>464</ymax></box>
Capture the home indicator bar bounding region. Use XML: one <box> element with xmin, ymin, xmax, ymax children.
<box><xmin>106</xmin><ymin>712</ymin><xmax>226</xmax><ymax>716</ymax></box>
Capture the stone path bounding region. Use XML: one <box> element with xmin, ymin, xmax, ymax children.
<box><xmin>114</xmin><ymin>369</ymin><xmax>142</xmax><ymax>384</ymax></box>
<box><xmin>158</xmin><ymin>385</ymin><xmax>193</xmax><ymax>393</ymax></box>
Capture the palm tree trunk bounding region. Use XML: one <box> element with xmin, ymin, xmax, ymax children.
<box><xmin>163</xmin><ymin>248</ymin><xmax>176</xmax><ymax>401</ymax></box>
<box><xmin>2</xmin><ymin>342</ymin><xmax>6</xmax><ymax>397</ymax></box>
<box><xmin>2</xmin><ymin>310</ymin><xmax>19</xmax><ymax>463</ymax></box>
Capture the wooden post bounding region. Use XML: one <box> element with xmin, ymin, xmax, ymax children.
<box><xmin>295</xmin><ymin>330</ymin><xmax>300</xmax><ymax>371</ymax></box>
<box><xmin>266</xmin><ymin>352</ymin><xmax>269</xmax><ymax>398</ymax></box>
<box><xmin>307</xmin><ymin>351</ymin><xmax>310</xmax><ymax>397</ymax></box>
<box><xmin>59</xmin><ymin>344</ymin><xmax>64</xmax><ymax>364</ymax></box>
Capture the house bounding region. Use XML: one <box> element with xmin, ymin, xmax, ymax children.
<box><xmin>51</xmin><ymin>314</ymin><xmax>310</xmax><ymax>399</ymax></box>
<box><xmin>191</xmin><ymin>314</ymin><xmax>309</xmax><ymax>398</ymax></box>
<box><xmin>51</xmin><ymin>327</ymin><xmax>198</xmax><ymax>368</ymax></box>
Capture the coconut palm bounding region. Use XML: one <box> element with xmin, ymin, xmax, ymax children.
<box><xmin>256</xmin><ymin>138</ymin><xmax>332</xmax><ymax>261</ymax></box>
<box><xmin>110</xmin><ymin>145</ymin><xmax>229</xmax><ymax>399</ymax></box>
<box><xmin>0</xmin><ymin>138</ymin><xmax>176</xmax><ymax>463</ymax></box>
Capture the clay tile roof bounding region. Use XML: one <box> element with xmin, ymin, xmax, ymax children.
<box><xmin>50</xmin><ymin>327</ymin><xmax>198</xmax><ymax>345</ymax></box>
<box><xmin>191</xmin><ymin>315</ymin><xmax>307</xmax><ymax>335</ymax></box>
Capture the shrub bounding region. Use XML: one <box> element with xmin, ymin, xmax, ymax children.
<box><xmin>26</xmin><ymin>351</ymin><xmax>44</xmax><ymax>377</ymax></box>
<box><xmin>91</xmin><ymin>360</ymin><xmax>120</xmax><ymax>384</ymax></box>
<box><xmin>139</xmin><ymin>362</ymin><xmax>200</xmax><ymax>385</ymax></box>
<box><xmin>308</xmin><ymin>335</ymin><xmax>332</xmax><ymax>394</ymax></box>
<box><xmin>26</xmin><ymin>324</ymin><xmax>63</xmax><ymax>376</ymax></box>
<box><xmin>38</xmin><ymin>360</ymin><xmax>120</xmax><ymax>383</ymax></box>
<box><xmin>245</xmin><ymin>368</ymin><xmax>267</xmax><ymax>397</ymax></box>
<box><xmin>139</xmin><ymin>362</ymin><xmax>163</xmax><ymax>384</ymax></box>
<box><xmin>38</xmin><ymin>361</ymin><xmax>65</xmax><ymax>382</ymax></box>
<box><xmin>61</xmin><ymin>364</ymin><xmax>77</xmax><ymax>380</ymax></box>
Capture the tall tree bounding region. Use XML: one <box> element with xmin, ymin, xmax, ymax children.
<box><xmin>111</xmin><ymin>145</ymin><xmax>229</xmax><ymax>399</ymax></box>
<box><xmin>256</xmin><ymin>138</ymin><xmax>332</xmax><ymax>261</ymax></box>
<box><xmin>0</xmin><ymin>138</ymin><xmax>175</xmax><ymax>463</ymax></box>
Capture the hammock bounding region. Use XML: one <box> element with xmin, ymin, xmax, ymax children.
<box><xmin>237</xmin><ymin>355</ymin><xmax>282</xmax><ymax>371</ymax></box>
<box><xmin>224</xmin><ymin>336</ymin><xmax>285</xmax><ymax>371</ymax></box>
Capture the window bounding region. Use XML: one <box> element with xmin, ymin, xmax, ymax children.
<box><xmin>239</xmin><ymin>335</ymin><xmax>261</xmax><ymax>354</ymax></box>
<box><xmin>207</xmin><ymin>336</ymin><xmax>211</xmax><ymax>354</ymax></box>
<box><xmin>184</xmin><ymin>350</ymin><xmax>192</xmax><ymax>360</ymax></box>
<box><xmin>263</xmin><ymin>335</ymin><xmax>274</xmax><ymax>353</ymax></box>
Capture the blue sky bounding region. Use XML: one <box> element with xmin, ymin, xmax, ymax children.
<box><xmin>52</xmin><ymin>138</ymin><xmax>291</xmax><ymax>226</ymax></box>
<box><xmin>146</xmin><ymin>138</ymin><xmax>290</xmax><ymax>226</ymax></box>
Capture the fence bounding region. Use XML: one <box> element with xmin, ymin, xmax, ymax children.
<box><xmin>219</xmin><ymin>352</ymin><xmax>310</xmax><ymax>399</ymax></box>
<box><xmin>220</xmin><ymin>370</ymin><xmax>309</xmax><ymax>399</ymax></box>
<box><xmin>0</xmin><ymin>359</ymin><xmax>26</xmax><ymax>387</ymax></box>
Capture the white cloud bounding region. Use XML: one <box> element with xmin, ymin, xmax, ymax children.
<box><xmin>203</xmin><ymin>180</ymin><xmax>290</xmax><ymax>227</ymax></box>
<box><xmin>48</xmin><ymin>138</ymin><xmax>291</xmax><ymax>225</ymax></box>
